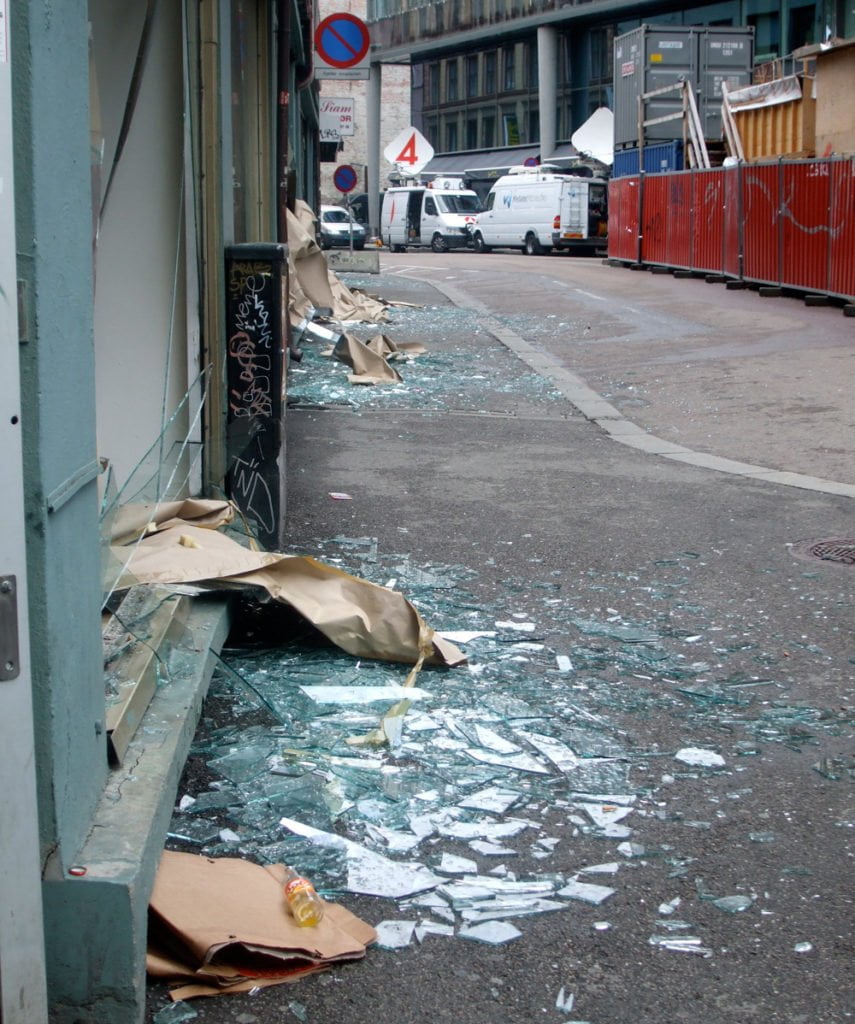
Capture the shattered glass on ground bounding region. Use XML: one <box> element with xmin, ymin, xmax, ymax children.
<box><xmin>165</xmin><ymin>538</ymin><xmax>854</xmax><ymax>968</ymax></box>
<box><xmin>286</xmin><ymin>292</ymin><xmax>566</xmax><ymax>415</ymax></box>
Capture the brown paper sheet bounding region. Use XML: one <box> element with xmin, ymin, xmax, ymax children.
<box><xmin>332</xmin><ymin>333</ymin><xmax>403</xmax><ymax>384</ymax></box>
<box><xmin>148</xmin><ymin>852</ymin><xmax>376</xmax><ymax>1000</ymax></box>
<box><xmin>110</xmin><ymin>498</ymin><xmax>235</xmax><ymax>545</ymax></box>
<box><xmin>112</xmin><ymin>523</ymin><xmax>466</xmax><ymax>668</ymax></box>
<box><xmin>286</xmin><ymin>202</ymin><xmax>388</xmax><ymax>325</ymax></box>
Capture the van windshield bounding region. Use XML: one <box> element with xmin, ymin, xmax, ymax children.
<box><xmin>437</xmin><ymin>194</ymin><xmax>482</xmax><ymax>214</ymax></box>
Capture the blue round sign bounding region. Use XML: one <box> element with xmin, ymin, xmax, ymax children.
<box><xmin>333</xmin><ymin>165</ymin><xmax>358</xmax><ymax>194</ymax></box>
<box><xmin>315</xmin><ymin>14</ymin><xmax>370</xmax><ymax>69</ymax></box>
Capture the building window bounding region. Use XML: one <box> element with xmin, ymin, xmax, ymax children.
<box><xmin>482</xmin><ymin>114</ymin><xmax>495</xmax><ymax>147</ymax></box>
<box><xmin>466</xmin><ymin>117</ymin><xmax>478</xmax><ymax>149</ymax></box>
<box><xmin>526</xmin><ymin>41</ymin><xmax>539</xmax><ymax>89</ymax></box>
<box><xmin>428</xmin><ymin>63</ymin><xmax>440</xmax><ymax>106</ymax></box>
<box><xmin>484</xmin><ymin>51</ymin><xmax>497</xmax><ymax>94</ymax></box>
<box><xmin>528</xmin><ymin>107</ymin><xmax>539</xmax><ymax>143</ymax></box>
<box><xmin>503</xmin><ymin>46</ymin><xmax>516</xmax><ymax>91</ymax></box>
<box><xmin>446</xmin><ymin>120</ymin><xmax>458</xmax><ymax>151</ymax></box>
<box><xmin>447</xmin><ymin>59</ymin><xmax>458</xmax><ymax>101</ymax></box>
<box><xmin>503</xmin><ymin>110</ymin><xmax>520</xmax><ymax>145</ymax></box>
<box><xmin>467</xmin><ymin>55</ymin><xmax>479</xmax><ymax>98</ymax></box>
<box><xmin>425</xmin><ymin>118</ymin><xmax>439</xmax><ymax>148</ymax></box>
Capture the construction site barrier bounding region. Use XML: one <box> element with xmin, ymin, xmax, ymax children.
<box><xmin>608</xmin><ymin>156</ymin><xmax>855</xmax><ymax>302</ymax></box>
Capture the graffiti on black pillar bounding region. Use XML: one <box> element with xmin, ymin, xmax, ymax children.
<box><xmin>224</xmin><ymin>251</ymin><xmax>285</xmax><ymax>549</ymax></box>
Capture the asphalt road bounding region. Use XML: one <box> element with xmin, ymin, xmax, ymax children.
<box><xmin>147</xmin><ymin>253</ymin><xmax>854</xmax><ymax>1024</ymax></box>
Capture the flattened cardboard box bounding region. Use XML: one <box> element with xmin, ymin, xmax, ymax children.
<box><xmin>148</xmin><ymin>851</ymin><xmax>377</xmax><ymax>1000</ymax></box>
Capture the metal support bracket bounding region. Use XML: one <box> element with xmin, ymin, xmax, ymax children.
<box><xmin>0</xmin><ymin>575</ymin><xmax>20</xmax><ymax>681</ymax></box>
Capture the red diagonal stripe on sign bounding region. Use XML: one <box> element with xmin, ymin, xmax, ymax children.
<box><xmin>326</xmin><ymin>23</ymin><xmax>360</xmax><ymax>60</ymax></box>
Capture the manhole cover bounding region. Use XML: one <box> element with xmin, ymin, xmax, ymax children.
<box><xmin>791</xmin><ymin>538</ymin><xmax>855</xmax><ymax>566</ymax></box>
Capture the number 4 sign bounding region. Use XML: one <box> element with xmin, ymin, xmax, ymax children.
<box><xmin>383</xmin><ymin>126</ymin><xmax>435</xmax><ymax>176</ymax></box>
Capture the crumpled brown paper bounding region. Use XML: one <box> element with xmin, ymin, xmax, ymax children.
<box><xmin>286</xmin><ymin>201</ymin><xmax>387</xmax><ymax>325</ymax></box>
<box><xmin>112</xmin><ymin>521</ymin><xmax>465</xmax><ymax>668</ymax></box>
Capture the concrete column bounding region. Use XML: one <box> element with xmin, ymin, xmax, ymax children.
<box><xmin>367</xmin><ymin>60</ymin><xmax>382</xmax><ymax>237</ymax></box>
<box><xmin>537</xmin><ymin>25</ymin><xmax>558</xmax><ymax>161</ymax></box>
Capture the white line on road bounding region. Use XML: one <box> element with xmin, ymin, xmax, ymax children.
<box><xmin>574</xmin><ymin>288</ymin><xmax>607</xmax><ymax>301</ymax></box>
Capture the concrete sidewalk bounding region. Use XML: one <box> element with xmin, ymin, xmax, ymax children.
<box><xmin>147</xmin><ymin>265</ymin><xmax>855</xmax><ymax>1024</ymax></box>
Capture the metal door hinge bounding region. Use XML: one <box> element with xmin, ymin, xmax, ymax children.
<box><xmin>0</xmin><ymin>576</ymin><xmax>20</xmax><ymax>681</ymax></box>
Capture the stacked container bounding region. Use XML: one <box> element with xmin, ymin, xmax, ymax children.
<box><xmin>613</xmin><ymin>24</ymin><xmax>754</xmax><ymax>150</ymax></box>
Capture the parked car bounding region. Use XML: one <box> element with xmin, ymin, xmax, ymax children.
<box><xmin>318</xmin><ymin>205</ymin><xmax>366</xmax><ymax>250</ymax></box>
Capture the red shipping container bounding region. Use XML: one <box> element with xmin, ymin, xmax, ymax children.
<box><xmin>742</xmin><ymin>163</ymin><xmax>781</xmax><ymax>286</ymax></box>
<box><xmin>781</xmin><ymin>161</ymin><xmax>832</xmax><ymax>293</ymax></box>
<box><xmin>829</xmin><ymin>157</ymin><xmax>855</xmax><ymax>301</ymax></box>
<box><xmin>692</xmin><ymin>169</ymin><xmax>726</xmax><ymax>274</ymax></box>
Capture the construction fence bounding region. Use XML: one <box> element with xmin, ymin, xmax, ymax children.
<box><xmin>607</xmin><ymin>156</ymin><xmax>855</xmax><ymax>303</ymax></box>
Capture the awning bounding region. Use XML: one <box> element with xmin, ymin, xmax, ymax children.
<box><xmin>422</xmin><ymin>142</ymin><xmax>582</xmax><ymax>180</ymax></box>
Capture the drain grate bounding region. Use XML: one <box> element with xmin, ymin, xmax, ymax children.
<box><xmin>809</xmin><ymin>540</ymin><xmax>855</xmax><ymax>564</ymax></box>
<box><xmin>796</xmin><ymin>539</ymin><xmax>855</xmax><ymax>566</ymax></box>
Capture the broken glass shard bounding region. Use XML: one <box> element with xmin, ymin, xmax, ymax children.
<box><xmin>674</xmin><ymin>748</ymin><xmax>726</xmax><ymax>768</ymax></box>
<box><xmin>279</xmin><ymin>817</ymin><xmax>440</xmax><ymax>898</ymax></box>
<box><xmin>152</xmin><ymin>1001</ymin><xmax>198</xmax><ymax>1023</ymax></box>
<box><xmin>465</xmin><ymin>748</ymin><xmax>551</xmax><ymax>774</ymax></box>
<box><xmin>712</xmin><ymin>895</ymin><xmax>753</xmax><ymax>913</ymax></box>
<box><xmin>299</xmin><ymin>685</ymin><xmax>430</xmax><ymax>704</ymax></box>
<box><xmin>469</xmin><ymin>840</ymin><xmax>518</xmax><ymax>856</ymax></box>
<box><xmin>617</xmin><ymin>842</ymin><xmax>645</xmax><ymax>858</ymax></box>
<box><xmin>458</xmin><ymin>786</ymin><xmax>522</xmax><ymax>815</ymax></box>
<box><xmin>438</xmin><ymin>818</ymin><xmax>530</xmax><ymax>841</ymax></box>
<box><xmin>648</xmin><ymin>935</ymin><xmax>713</xmax><ymax>956</ymax></box>
<box><xmin>166</xmin><ymin>817</ymin><xmax>222</xmax><ymax>846</ymax></box>
<box><xmin>438</xmin><ymin>853</ymin><xmax>478</xmax><ymax>875</ymax></box>
<box><xmin>461</xmin><ymin>898</ymin><xmax>568</xmax><ymax>923</ymax></box>
<box><xmin>557</xmin><ymin>879</ymin><xmax>615</xmax><ymax>904</ymax></box>
<box><xmin>415</xmin><ymin>922</ymin><xmax>455</xmax><ymax>941</ymax></box>
<box><xmin>515</xmin><ymin>730</ymin><xmax>579</xmax><ymax>772</ymax></box>
<box><xmin>375</xmin><ymin>920</ymin><xmax>416</xmax><ymax>949</ymax></box>
<box><xmin>580</xmin><ymin>862</ymin><xmax>620</xmax><ymax>875</ymax></box>
<box><xmin>458</xmin><ymin>921</ymin><xmax>522</xmax><ymax>945</ymax></box>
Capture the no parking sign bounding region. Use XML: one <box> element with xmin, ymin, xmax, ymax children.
<box><xmin>315</xmin><ymin>13</ymin><xmax>370</xmax><ymax>80</ymax></box>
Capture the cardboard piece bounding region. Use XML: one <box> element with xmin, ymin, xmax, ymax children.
<box><xmin>148</xmin><ymin>852</ymin><xmax>377</xmax><ymax>1000</ymax></box>
<box><xmin>112</xmin><ymin>522</ymin><xmax>466</xmax><ymax>668</ymax></box>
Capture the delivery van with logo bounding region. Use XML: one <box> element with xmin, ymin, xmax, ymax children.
<box><xmin>471</xmin><ymin>166</ymin><xmax>608</xmax><ymax>255</ymax></box>
<box><xmin>381</xmin><ymin>178</ymin><xmax>482</xmax><ymax>252</ymax></box>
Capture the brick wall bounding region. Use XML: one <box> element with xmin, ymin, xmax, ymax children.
<box><xmin>317</xmin><ymin>0</ymin><xmax>411</xmax><ymax>211</ymax></box>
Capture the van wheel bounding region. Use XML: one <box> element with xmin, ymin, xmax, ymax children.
<box><xmin>473</xmin><ymin>232</ymin><xmax>491</xmax><ymax>254</ymax></box>
<box><xmin>430</xmin><ymin>233</ymin><xmax>448</xmax><ymax>253</ymax></box>
<box><xmin>524</xmin><ymin>232</ymin><xmax>544</xmax><ymax>256</ymax></box>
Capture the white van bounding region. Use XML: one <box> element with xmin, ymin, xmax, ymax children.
<box><xmin>381</xmin><ymin>180</ymin><xmax>482</xmax><ymax>252</ymax></box>
<box><xmin>472</xmin><ymin>167</ymin><xmax>608</xmax><ymax>255</ymax></box>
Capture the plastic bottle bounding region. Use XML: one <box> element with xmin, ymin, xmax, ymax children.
<box><xmin>282</xmin><ymin>866</ymin><xmax>325</xmax><ymax>927</ymax></box>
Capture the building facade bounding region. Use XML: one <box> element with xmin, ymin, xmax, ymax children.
<box><xmin>367</xmin><ymin>0</ymin><xmax>852</xmax><ymax>164</ymax></box>
<box><xmin>2</xmin><ymin>2</ymin><xmax>319</xmax><ymax>1021</ymax></box>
